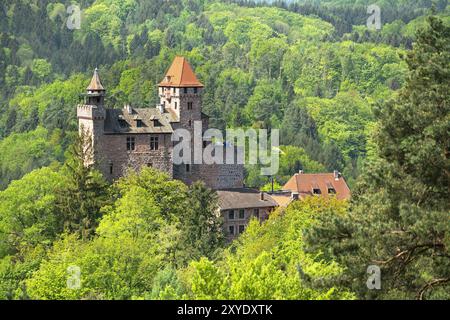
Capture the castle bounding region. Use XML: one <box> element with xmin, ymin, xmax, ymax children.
<box><xmin>76</xmin><ymin>57</ymin><xmax>349</xmax><ymax>240</ymax></box>
<box><xmin>77</xmin><ymin>56</ymin><xmax>244</xmax><ymax>189</ymax></box>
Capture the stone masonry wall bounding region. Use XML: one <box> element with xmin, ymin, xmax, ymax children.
<box><xmin>221</xmin><ymin>207</ymin><xmax>272</xmax><ymax>241</ymax></box>
<box><xmin>96</xmin><ymin>133</ymin><xmax>173</xmax><ymax>181</ymax></box>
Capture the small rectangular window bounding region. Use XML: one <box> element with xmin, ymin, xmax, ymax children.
<box><xmin>239</xmin><ymin>225</ymin><xmax>245</xmax><ymax>234</ymax></box>
<box><xmin>109</xmin><ymin>162</ymin><xmax>113</xmax><ymax>175</ymax></box>
<box><xmin>239</xmin><ymin>209</ymin><xmax>245</xmax><ymax>219</ymax></box>
<box><xmin>186</xmin><ymin>164</ymin><xmax>190</xmax><ymax>172</ymax></box>
<box><xmin>184</xmin><ymin>87</ymin><xmax>188</xmax><ymax>94</ymax></box>
<box><xmin>126</xmin><ymin>137</ymin><xmax>135</xmax><ymax>151</ymax></box>
<box><xmin>229</xmin><ymin>225</ymin><xmax>234</xmax><ymax>235</ymax></box>
<box><xmin>187</xmin><ymin>102</ymin><xmax>193</xmax><ymax>110</ymax></box>
<box><xmin>150</xmin><ymin>136</ymin><xmax>159</xmax><ymax>150</ymax></box>
<box><xmin>194</xmin><ymin>87</ymin><xmax>198</xmax><ymax>94</ymax></box>
<box><xmin>136</xmin><ymin>119</ymin><xmax>143</xmax><ymax>127</ymax></box>
<box><xmin>228</xmin><ymin>210</ymin><xmax>235</xmax><ymax>220</ymax></box>
<box><xmin>174</xmin><ymin>101</ymin><xmax>177</xmax><ymax>109</ymax></box>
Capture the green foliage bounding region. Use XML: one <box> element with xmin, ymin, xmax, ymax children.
<box><xmin>22</xmin><ymin>167</ymin><xmax>226</xmax><ymax>299</ymax></box>
<box><xmin>0</xmin><ymin>126</ymin><xmax>64</xmax><ymax>189</ymax></box>
<box><xmin>0</xmin><ymin>0</ymin><xmax>447</xmax><ymax>301</ymax></box>
<box><xmin>260</xmin><ymin>179</ymin><xmax>282</xmax><ymax>192</ymax></box>
<box><xmin>0</xmin><ymin>166</ymin><xmax>63</xmax><ymax>257</ymax></box>
<box><xmin>180</xmin><ymin>197</ymin><xmax>355</xmax><ymax>300</ymax></box>
<box><xmin>178</xmin><ymin>182</ymin><xmax>225</xmax><ymax>264</ymax></box>
<box><xmin>305</xmin><ymin>15</ymin><xmax>450</xmax><ymax>300</ymax></box>
<box><xmin>54</xmin><ymin>129</ymin><xmax>108</xmax><ymax>239</ymax></box>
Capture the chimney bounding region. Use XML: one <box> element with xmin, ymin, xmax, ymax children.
<box><xmin>334</xmin><ymin>170</ymin><xmax>340</xmax><ymax>181</ymax></box>
<box><xmin>157</xmin><ymin>104</ymin><xmax>165</xmax><ymax>113</ymax></box>
<box><xmin>124</xmin><ymin>104</ymin><xmax>133</xmax><ymax>114</ymax></box>
<box><xmin>260</xmin><ymin>192</ymin><xmax>264</xmax><ymax>201</ymax></box>
<box><xmin>291</xmin><ymin>192</ymin><xmax>299</xmax><ymax>200</ymax></box>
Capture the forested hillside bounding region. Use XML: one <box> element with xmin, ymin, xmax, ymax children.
<box><xmin>1</xmin><ymin>0</ymin><xmax>448</xmax><ymax>189</ymax></box>
<box><xmin>0</xmin><ymin>0</ymin><xmax>449</xmax><ymax>300</ymax></box>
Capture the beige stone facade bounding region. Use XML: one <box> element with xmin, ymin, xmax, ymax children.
<box><xmin>216</xmin><ymin>188</ymin><xmax>279</xmax><ymax>241</ymax></box>
<box><xmin>221</xmin><ymin>206</ymin><xmax>274</xmax><ymax>241</ymax></box>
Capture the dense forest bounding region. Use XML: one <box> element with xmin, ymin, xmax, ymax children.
<box><xmin>0</xmin><ymin>0</ymin><xmax>449</xmax><ymax>299</ymax></box>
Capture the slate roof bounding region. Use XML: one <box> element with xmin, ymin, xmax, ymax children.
<box><xmin>87</xmin><ymin>68</ymin><xmax>105</xmax><ymax>91</ymax></box>
<box><xmin>104</xmin><ymin>107</ymin><xmax>173</xmax><ymax>134</ymax></box>
<box><xmin>216</xmin><ymin>188</ymin><xmax>278</xmax><ymax>210</ymax></box>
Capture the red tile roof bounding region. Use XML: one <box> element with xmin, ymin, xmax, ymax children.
<box><xmin>159</xmin><ymin>56</ymin><xmax>203</xmax><ymax>87</ymax></box>
<box><xmin>283</xmin><ymin>172</ymin><xmax>351</xmax><ymax>200</ymax></box>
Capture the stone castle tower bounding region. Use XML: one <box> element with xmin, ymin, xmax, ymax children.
<box><xmin>77</xmin><ymin>56</ymin><xmax>244</xmax><ymax>189</ymax></box>
<box><xmin>77</xmin><ymin>68</ymin><xmax>106</xmax><ymax>163</ymax></box>
<box><xmin>157</xmin><ymin>56</ymin><xmax>207</xmax><ymax>184</ymax></box>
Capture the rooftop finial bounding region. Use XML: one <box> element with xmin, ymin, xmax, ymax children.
<box><xmin>87</xmin><ymin>67</ymin><xmax>105</xmax><ymax>91</ymax></box>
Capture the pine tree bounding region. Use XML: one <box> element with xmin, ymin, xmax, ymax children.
<box><xmin>178</xmin><ymin>182</ymin><xmax>224</xmax><ymax>265</ymax></box>
<box><xmin>306</xmin><ymin>15</ymin><xmax>450</xmax><ymax>300</ymax></box>
<box><xmin>55</xmin><ymin>128</ymin><xmax>109</xmax><ymax>239</ymax></box>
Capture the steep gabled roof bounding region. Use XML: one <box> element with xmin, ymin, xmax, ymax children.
<box><xmin>87</xmin><ymin>68</ymin><xmax>105</xmax><ymax>91</ymax></box>
<box><xmin>283</xmin><ymin>172</ymin><xmax>351</xmax><ymax>200</ymax></box>
<box><xmin>159</xmin><ymin>56</ymin><xmax>203</xmax><ymax>87</ymax></box>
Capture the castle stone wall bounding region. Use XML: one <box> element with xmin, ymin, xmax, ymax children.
<box><xmin>96</xmin><ymin>133</ymin><xmax>173</xmax><ymax>181</ymax></box>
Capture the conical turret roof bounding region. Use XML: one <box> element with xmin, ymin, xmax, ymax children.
<box><xmin>87</xmin><ymin>68</ymin><xmax>105</xmax><ymax>91</ymax></box>
<box><xmin>159</xmin><ymin>56</ymin><xmax>203</xmax><ymax>87</ymax></box>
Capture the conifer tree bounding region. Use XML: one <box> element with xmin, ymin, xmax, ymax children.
<box><xmin>55</xmin><ymin>128</ymin><xmax>108</xmax><ymax>239</ymax></box>
<box><xmin>179</xmin><ymin>182</ymin><xmax>224</xmax><ymax>264</ymax></box>
<box><xmin>306</xmin><ymin>15</ymin><xmax>450</xmax><ymax>300</ymax></box>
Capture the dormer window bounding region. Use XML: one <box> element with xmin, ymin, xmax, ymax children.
<box><xmin>150</xmin><ymin>115</ymin><xmax>162</xmax><ymax>127</ymax></box>
<box><xmin>311</xmin><ymin>181</ymin><xmax>322</xmax><ymax>195</ymax></box>
<box><xmin>326</xmin><ymin>182</ymin><xmax>336</xmax><ymax>194</ymax></box>
<box><xmin>136</xmin><ymin>119</ymin><xmax>143</xmax><ymax>127</ymax></box>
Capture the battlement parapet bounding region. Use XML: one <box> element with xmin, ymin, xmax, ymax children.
<box><xmin>77</xmin><ymin>104</ymin><xmax>106</xmax><ymax>120</ymax></box>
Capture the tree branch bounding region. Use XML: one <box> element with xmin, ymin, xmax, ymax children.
<box><xmin>417</xmin><ymin>278</ymin><xmax>450</xmax><ymax>300</ymax></box>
